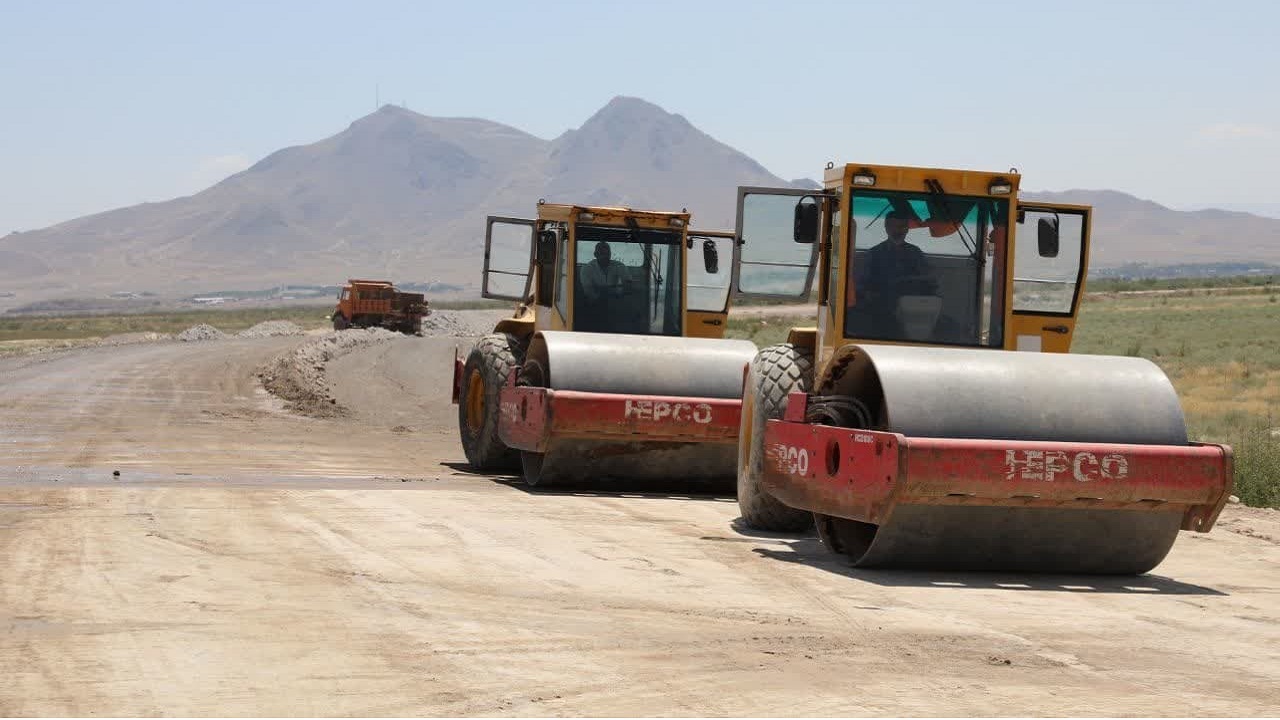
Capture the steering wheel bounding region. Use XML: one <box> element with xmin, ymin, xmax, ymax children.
<box><xmin>893</xmin><ymin>274</ymin><xmax>938</xmax><ymax>295</ymax></box>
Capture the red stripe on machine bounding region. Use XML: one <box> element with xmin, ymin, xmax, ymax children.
<box><xmin>761</xmin><ymin>418</ymin><xmax>1234</xmax><ymax>532</ymax></box>
<box><xmin>499</xmin><ymin>384</ymin><xmax>742</xmax><ymax>451</ymax></box>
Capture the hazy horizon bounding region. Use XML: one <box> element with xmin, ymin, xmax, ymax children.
<box><xmin>3</xmin><ymin>0</ymin><xmax>1277</xmax><ymax>233</ymax></box>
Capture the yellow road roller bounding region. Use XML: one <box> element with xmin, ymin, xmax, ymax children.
<box><xmin>733</xmin><ymin>163</ymin><xmax>1234</xmax><ymax>574</ymax></box>
<box><xmin>452</xmin><ymin>202</ymin><xmax>758</xmax><ymax>487</ymax></box>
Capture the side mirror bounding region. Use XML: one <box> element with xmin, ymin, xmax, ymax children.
<box><xmin>793</xmin><ymin>199</ymin><xmax>819</xmax><ymax>244</ymax></box>
<box><xmin>1037</xmin><ymin>216</ymin><xmax>1060</xmax><ymax>258</ymax></box>
<box><xmin>702</xmin><ymin>239</ymin><xmax>719</xmax><ymax>274</ymax></box>
<box><xmin>536</xmin><ymin>230</ymin><xmax>557</xmax><ymax>264</ymax></box>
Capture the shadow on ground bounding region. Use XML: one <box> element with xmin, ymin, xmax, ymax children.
<box><xmin>716</xmin><ymin>519</ymin><xmax>1227</xmax><ymax>596</ymax></box>
<box><xmin>438</xmin><ymin>461</ymin><xmax>735</xmax><ymax>502</ymax></box>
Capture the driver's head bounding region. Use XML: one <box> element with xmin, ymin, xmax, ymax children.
<box><xmin>885</xmin><ymin>211</ymin><xmax>910</xmax><ymax>243</ymax></box>
<box><xmin>593</xmin><ymin>241</ymin><xmax>611</xmax><ymax>265</ymax></box>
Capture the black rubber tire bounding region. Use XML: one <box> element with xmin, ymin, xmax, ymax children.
<box><xmin>332</xmin><ymin>313</ymin><xmax>349</xmax><ymax>331</ymax></box>
<box><xmin>458</xmin><ymin>333</ymin><xmax>523</xmax><ymax>470</ymax></box>
<box><xmin>737</xmin><ymin>343</ymin><xmax>815</xmax><ymax>532</ymax></box>
<box><xmin>814</xmin><ymin>513</ymin><xmax>876</xmax><ymax>559</ymax></box>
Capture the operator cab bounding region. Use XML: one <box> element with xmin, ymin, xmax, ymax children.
<box><xmin>480</xmin><ymin>204</ymin><xmax>730</xmax><ymax>338</ymax></box>
<box><xmin>731</xmin><ymin>164</ymin><xmax>1091</xmax><ymax>356</ymax></box>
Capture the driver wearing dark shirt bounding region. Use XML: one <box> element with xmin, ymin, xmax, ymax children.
<box><xmin>853</xmin><ymin>210</ymin><xmax>933</xmax><ymax>335</ymax></box>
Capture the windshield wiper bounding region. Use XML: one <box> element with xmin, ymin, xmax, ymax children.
<box><xmin>924</xmin><ymin>178</ymin><xmax>978</xmax><ymax>256</ymax></box>
<box><xmin>863</xmin><ymin>204</ymin><xmax>891</xmax><ymax>230</ymax></box>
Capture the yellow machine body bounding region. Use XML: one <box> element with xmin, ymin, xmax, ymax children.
<box><xmin>456</xmin><ymin>202</ymin><xmax>755</xmax><ymax>488</ymax></box>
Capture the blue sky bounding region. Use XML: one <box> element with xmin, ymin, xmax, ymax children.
<box><xmin>3</xmin><ymin>0</ymin><xmax>1277</xmax><ymax>231</ymax></box>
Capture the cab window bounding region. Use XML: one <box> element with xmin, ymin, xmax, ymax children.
<box><xmin>844</xmin><ymin>190</ymin><xmax>1006</xmax><ymax>347</ymax></box>
<box><xmin>573</xmin><ymin>225</ymin><xmax>683</xmax><ymax>336</ymax></box>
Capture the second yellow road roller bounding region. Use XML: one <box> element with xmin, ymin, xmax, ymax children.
<box><xmin>453</xmin><ymin>202</ymin><xmax>758</xmax><ymax>487</ymax></box>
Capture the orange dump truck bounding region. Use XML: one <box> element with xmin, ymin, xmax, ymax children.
<box><xmin>332</xmin><ymin>279</ymin><xmax>429</xmax><ymax>335</ymax></box>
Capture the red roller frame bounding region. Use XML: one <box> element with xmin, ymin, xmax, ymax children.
<box><xmin>762</xmin><ymin>391</ymin><xmax>1234</xmax><ymax>532</ymax></box>
<box><xmin>496</xmin><ymin>372</ymin><xmax>742</xmax><ymax>453</ymax></box>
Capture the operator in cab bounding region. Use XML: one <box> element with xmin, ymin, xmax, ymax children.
<box><xmin>580</xmin><ymin>241</ymin><xmax>626</xmax><ymax>302</ymax></box>
<box><xmin>852</xmin><ymin>210</ymin><xmax>935</xmax><ymax>336</ymax></box>
<box><xmin>576</xmin><ymin>241</ymin><xmax>629</xmax><ymax>332</ymax></box>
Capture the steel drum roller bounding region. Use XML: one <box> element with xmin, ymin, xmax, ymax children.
<box><xmin>518</xmin><ymin>331</ymin><xmax>759</xmax><ymax>485</ymax></box>
<box><xmin>524</xmin><ymin>331</ymin><xmax>759</xmax><ymax>398</ymax></box>
<box><xmin>820</xmin><ymin>345</ymin><xmax>1191</xmax><ymax>574</ymax></box>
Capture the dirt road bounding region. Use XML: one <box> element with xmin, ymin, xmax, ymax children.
<box><xmin>1</xmin><ymin>334</ymin><xmax>1277</xmax><ymax>716</ymax></box>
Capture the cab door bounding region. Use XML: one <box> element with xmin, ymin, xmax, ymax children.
<box><xmin>685</xmin><ymin>230</ymin><xmax>735</xmax><ymax>338</ymax></box>
<box><xmin>1006</xmin><ymin>203</ymin><xmax>1091</xmax><ymax>353</ymax></box>
<box><xmin>732</xmin><ymin>186</ymin><xmax>821</xmax><ymax>299</ymax></box>
<box><xmin>482</xmin><ymin>216</ymin><xmax>535</xmax><ymax>300</ymax></box>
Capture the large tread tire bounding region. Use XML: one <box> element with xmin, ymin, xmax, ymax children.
<box><xmin>737</xmin><ymin>343</ymin><xmax>815</xmax><ymax>532</ymax></box>
<box><xmin>332</xmin><ymin>313</ymin><xmax>349</xmax><ymax>331</ymax></box>
<box><xmin>458</xmin><ymin>333</ymin><xmax>523</xmax><ymax>471</ymax></box>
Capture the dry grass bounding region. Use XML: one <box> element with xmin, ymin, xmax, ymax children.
<box><xmin>1073</xmin><ymin>291</ymin><xmax>1280</xmax><ymax>507</ymax></box>
<box><xmin>0</xmin><ymin>307</ymin><xmax>333</xmax><ymax>342</ymax></box>
<box><xmin>1177</xmin><ymin>365</ymin><xmax>1280</xmax><ymax>420</ymax></box>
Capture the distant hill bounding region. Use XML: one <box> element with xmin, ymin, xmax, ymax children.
<box><xmin>0</xmin><ymin>97</ymin><xmax>788</xmax><ymax>302</ymax></box>
<box><xmin>1089</xmin><ymin>261</ymin><xmax>1279</xmax><ymax>280</ymax></box>
<box><xmin>1024</xmin><ymin>190</ymin><xmax>1280</xmax><ymax>268</ymax></box>
<box><xmin>4</xmin><ymin>97</ymin><xmax>1280</xmax><ymax>304</ymax></box>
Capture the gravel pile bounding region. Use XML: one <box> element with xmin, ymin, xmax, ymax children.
<box><xmin>416</xmin><ymin>309</ymin><xmax>515</xmax><ymax>338</ymax></box>
<box><xmin>420</xmin><ymin>311</ymin><xmax>479</xmax><ymax>337</ymax></box>
<box><xmin>238</xmin><ymin>320</ymin><xmax>306</xmax><ymax>339</ymax></box>
<box><xmin>177</xmin><ymin>324</ymin><xmax>226</xmax><ymax>342</ymax></box>
<box><xmin>257</xmin><ymin>328</ymin><xmax>399</xmax><ymax>417</ymax></box>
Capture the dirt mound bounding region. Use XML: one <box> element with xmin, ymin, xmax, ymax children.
<box><xmin>177</xmin><ymin>324</ymin><xmax>226</xmax><ymax>342</ymax></box>
<box><xmin>257</xmin><ymin>328</ymin><xmax>399</xmax><ymax>417</ymax></box>
<box><xmin>420</xmin><ymin>309</ymin><xmax>513</xmax><ymax>337</ymax></box>
<box><xmin>239</xmin><ymin>321</ymin><xmax>305</xmax><ymax>339</ymax></box>
<box><xmin>420</xmin><ymin>311</ymin><xmax>476</xmax><ymax>337</ymax></box>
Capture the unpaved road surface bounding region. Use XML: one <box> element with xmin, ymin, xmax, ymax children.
<box><xmin>1</xmin><ymin>333</ymin><xmax>1278</xmax><ymax>716</ymax></box>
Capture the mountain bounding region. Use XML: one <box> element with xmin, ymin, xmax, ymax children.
<box><xmin>0</xmin><ymin>107</ymin><xmax>548</xmax><ymax>301</ymax></box>
<box><xmin>4</xmin><ymin>98</ymin><xmax>1280</xmax><ymax>304</ymax></box>
<box><xmin>0</xmin><ymin>97</ymin><xmax>788</xmax><ymax>302</ymax></box>
<box><xmin>542</xmin><ymin>97</ymin><xmax>782</xmax><ymax>217</ymax></box>
<box><xmin>1023</xmin><ymin>190</ymin><xmax>1280</xmax><ymax>268</ymax></box>
<box><xmin>1180</xmin><ymin>202</ymin><xmax>1280</xmax><ymax>219</ymax></box>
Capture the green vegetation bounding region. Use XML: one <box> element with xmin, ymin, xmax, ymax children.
<box><xmin>725</xmin><ymin>314</ymin><xmax>808</xmax><ymax>347</ymax></box>
<box><xmin>1230</xmin><ymin>423</ymin><xmax>1280</xmax><ymax>508</ymax></box>
<box><xmin>734</xmin><ymin>293</ymin><xmax>819</xmax><ymax>307</ymax></box>
<box><xmin>1086</xmin><ymin>273</ymin><xmax>1277</xmax><ymax>293</ymax></box>
<box><xmin>0</xmin><ymin>307</ymin><xmax>333</xmax><ymax>342</ymax></box>
<box><xmin>430</xmin><ymin>299</ymin><xmax>511</xmax><ymax>310</ymax></box>
<box><xmin>0</xmin><ymin>298</ymin><xmax>512</xmax><ymax>344</ymax></box>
